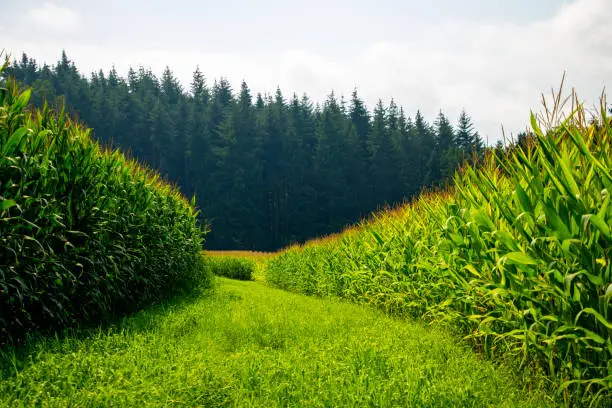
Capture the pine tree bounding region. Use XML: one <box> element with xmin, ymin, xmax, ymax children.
<box><xmin>190</xmin><ymin>66</ymin><xmax>208</xmax><ymax>102</ymax></box>
<box><xmin>413</xmin><ymin>110</ymin><xmax>435</xmax><ymax>188</ymax></box>
<box><xmin>348</xmin><ymin>89</ymin><xmax>372</xmax><ymax>212</ymax></box>
<box><xmin>161</xmin><ymin>66</ymin><xmax>182</xmax><ymax>105</ymax></box>
<box><xmin>369</xmin><ymin>100</ymin><xmax>398</xmax><ymax>205</ymax></box>
<box><xmin>456</xmin><ymin>110</ymin><xmax>477</xmax><ymax>151</ymax></box>
<box><xmin>6</xmin><ymin>54</ymin><xmax>486</xmax><ymax>250</ymax></box>
<box><xmin>433</xmin><ymin>110</ymin><xmax>460</xmax><ymax>181</ymax></box>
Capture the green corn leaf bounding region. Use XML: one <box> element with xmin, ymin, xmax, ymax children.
<box><xmin>605</xmin><ymin>284</ymin><xmax>612</xmax><ymax>301</ymax></box>
<box><xmin>557</xmin><ymin>154</ymin><xmax>581</xmax><ymax>198</ymax></box>
<box><xmin>582</xmin><ymin>271</ymin><xmax>603</xmax><ymax>286</ymax></box>
<box><xmin>540</xmin><ymin>157</ymin><xmax>570</xmax><ymax>197</ymax></box>
<box><xmin>564</xmin><ymin>124</ymin><xmax>612</xmax><ymax>184</ymax></box>
<box><xmin>573</xmin><ymin>285</ymin><xmax>581</xmax><ymax>302</ymax></box>
<box><xmin>471</xmin><ymin>209</ymin><xmax>495</xmax><ymax>232</ymax></box>
<box><xmin>596</xmin><ymin>188</ymin><xmax>609</xmax><ymax>220</ymax></box>
<box><xmin>448</xmin><ymin>233</ymin><xmax>464</xmax><ymax>246</ymax></box>
<box><xmin>2</xmin><ymin>127</ymin><xmax>27</xmax><ymax>156</ymax></box>
<box><xmin>13</xmin><ymin>89</ymin><xmax>31</xmax><ymax>110</ymax></box>
<box><xmin>575</xmin><ymin>308</ymin><xmax>612</xmax><ymax>330</ymax></box>
<box><xmin>580</xmin><ymin>328</ymin><xmax>605</xmax><ymax>344</ymax></box>
<box><xmin>504</xmin><ymin>252</ymin><xmax>538</xmax><ymax>266</ymax></box>
<box><xmin>515</xmin><ymin>181</ymin><xmax>533</xmax><ymax>213</ymax></box>
<box><xmin>560</xmin><ymin>239</ymin><xmax>580</xmax><ymax>256</ymax></box>
<box><xmin>529</xmin><ymin>112</ymin><xmax>543</xmax><ymax>138</ymax></box>
<box><xmin>0</xmin><ymin>199</ymin><xmax>17</xmax><ymax>211</ymax></box>
<box><xmin>494</xmin><ymin>230</ymin><xmax>518</xmax><ymax>251</ymax></box>
<box><xmin>463</xmin><ymin>264</ymin><xmax>481</xmax><ymax>277</ymax></box>
<box><xmin>544</xmin><ymin>205</ymin><xmax>571</xmax><ymax>240</ymax></box>
<box><xmin>581</xmin><ymin>214</ymin><xmax>611</xmax><ymax>239</ymax></box>
<box><xmin>552</xmin><ymin>270</ymin><xmax>564</xmax><ymax>284</ymax></box>
<box><xmin>371</xmin><ymin>231</ymin><xmax>384</xmax><ymax>246</ymax></box>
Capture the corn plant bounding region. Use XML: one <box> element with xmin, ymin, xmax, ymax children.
<box><xmin>0</xmin><ymin>54</ymin><xmax>211</xmax><ymax>343</ymax></box>
<box><xmin>266</xmin><ymin>88</ymin><xmax>611</xmax><ymax>406</ymax></box>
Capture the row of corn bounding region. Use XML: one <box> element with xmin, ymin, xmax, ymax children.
<box><xmin>0</xmin><ymin>54</ymin><xmax>210</xmax><ymax>343</ymax></box>
<box><xmin>266</xmin><ymin>96</ymin><xmax>611</xmax><ymax>406</ymax></box>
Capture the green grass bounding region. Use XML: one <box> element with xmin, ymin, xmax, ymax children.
<box><xmin>204</xmin><ymin>254</ymin><xmax>257</xmax><ymax>281</ymax></box>
<box><xmin>0</xmin><ymin>277</ymin><xmax>552</xmax><ymax>407</ymax></box>
<box><xmin>205</xmin><ymin>251</ymin><xmax>274</xmax><ymax>281</ymax></box>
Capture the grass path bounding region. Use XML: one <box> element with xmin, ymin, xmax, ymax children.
<box><xmin>1</xmin><ymin>278</ymin><xmax>552</xmax><ymax>407</ymax></box>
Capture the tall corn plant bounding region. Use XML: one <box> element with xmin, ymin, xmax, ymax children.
<box><xmin>436</xmin><ymin>97</ymin><xmax>611</xmax><ymax>404</ymax></box>
<box><xmin>0</xmin><ymin>53</ymin><xmax>210</xmax><ymax>343</ymax></box>
<box><xmin>266</xmin><ymin>88</ymin><xmax>611</xmax><ymax>406</ymax></box>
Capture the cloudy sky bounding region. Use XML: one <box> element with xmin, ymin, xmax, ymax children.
<box><xmin>1</xmin><ymin>0</ymin><xmax>610</xmax><ymax>142</ymax></box>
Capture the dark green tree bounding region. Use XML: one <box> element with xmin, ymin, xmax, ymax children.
<box><xmin>6</xmin><ymin>52</ymin><xmax>485</xmax><ymax>250</ymax></box>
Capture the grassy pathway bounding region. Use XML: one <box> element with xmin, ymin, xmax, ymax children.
<box><xmin>1</xmin><ymin>278</ymin><xmax>552</xmax><ymax>407</ymax></box>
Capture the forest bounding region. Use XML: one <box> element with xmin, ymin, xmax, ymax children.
<box><xmin>4</xmin><ymin>51</ymin><xmax>486</xmax><ymax>250</ymax></box>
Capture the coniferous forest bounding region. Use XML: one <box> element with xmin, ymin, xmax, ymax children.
<box><xmin>4</xmin><ymin>52</ymin><xmax>485</xmax><ymax>250</ymax></box>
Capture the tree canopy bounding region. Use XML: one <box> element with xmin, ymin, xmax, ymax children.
<box><xmin>5</xmin><ymin>52</ymin><xmax>486</xmax><ymax>250</ymax></box>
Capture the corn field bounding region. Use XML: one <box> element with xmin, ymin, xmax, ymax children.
<box><xmin>0</xmin><ymin>53</ymin><xmax>210</xmax><ymax>343</ymax></box>
<box><xmin>266</xmin><ymin>90</ymin><xmax>611</xmax><ymax>406</ymax></box>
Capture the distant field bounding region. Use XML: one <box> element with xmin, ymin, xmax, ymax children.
<box><xmin>205</xmin><ymin>250</ymin><xmax>275</xmax><ymax>259</ymax></box>
<box><xmin>204</xmin><ymin>251</ymin><xmax>274</xmax><ymax>281</ymax></box>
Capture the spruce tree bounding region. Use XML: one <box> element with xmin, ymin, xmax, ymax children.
<box><xmin>456</xmin><ymin>110</ymin><xmax>477</xmax><ymax>151</ymax></box>
<box><xmin>6</xmin><ymin>54</ymin><xmax>485</xmax><ymax>250</ymax></box>
<box><xmin>434</xmin><ymin>110</ymin><xmax>460</xmax><ymax>181</ymax></box>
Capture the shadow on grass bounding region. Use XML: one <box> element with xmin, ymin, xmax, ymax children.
<box><xmin>0</xmin><ymin>281</ymin><xmax>220</xmax><ymax>381</ymax></box>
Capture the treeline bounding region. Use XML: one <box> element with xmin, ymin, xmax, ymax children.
<box><xmin>5</xmin><ymin>52</ymin><xmax>485</xmax><ymax>250</ymax></box>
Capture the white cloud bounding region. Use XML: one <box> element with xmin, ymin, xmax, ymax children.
<box><xmin>345</xmin><ymin>0</ymin><xmax>612</xmax><ymax>141</ymax></box>
<box><xmin>29</xmin><ymin>3</ymin><xmax>80</xmax><ymax>33</ymax></box>
<box><xmin>2</xmin><ymin>0</ymin><xmax>611</xmax><ymax>142</ymax></box>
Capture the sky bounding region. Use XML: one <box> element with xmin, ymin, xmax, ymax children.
<box><xmin>1</xmin><ymin>0</ymin><xmax>610</xmax><ymax>143</ymax></box>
